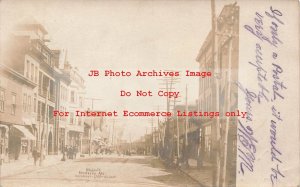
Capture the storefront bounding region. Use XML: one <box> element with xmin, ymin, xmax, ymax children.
<box><xmin>67</xmin><ymin>130</ymin><xmax>81</xmax><ymax>150</ymax></box>
<box><xmin>8</xmin><ymin>125</ymin><xmax>36</xmax><ymax>160</ymax></box>
<box><xmin>0</xmin><ymin>124</ymin><xmax>9</xmax><ymax>158</ymax></box>
<box><xmin>58</xmin><ymin>128</ymin><xmax>65</xmax><ymax>153</ymax></box>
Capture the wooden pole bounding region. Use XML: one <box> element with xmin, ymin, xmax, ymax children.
<box><xmin>221</xmin><ymin>35</ymin><xmax>234</xmax><ymax>187</ymax></box>
<box><xmin>39</xmin><ymin>85</ymin><xmax>49</xmax><ymax>166</ymax></box>
<box><xmin>184</xmin><ymin>84</ymin><xmax>188</xmax><ymax>167</ymax></box>
<box><xmin>211</xmin><ymin>0</ymin><xmax>221</xmax><ymax>186</ymax></box>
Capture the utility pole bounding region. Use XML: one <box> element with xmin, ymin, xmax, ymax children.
<box><xmin>112</xmin><ymin>118</ymin><xmax>115</xmax><ymax>147</ymax></box>
<box><xmin>90</xmin><ymin>101</ymin><xmax>93</xmax><ymax>156</ymax></box>
<box><xmin>39</xmin><ymin>85</ymin><xmax>49</xmax><ymax>166</ymax></box>
<box><xmin>158</xmin><ymin>75</ymin><xmax>180</xmax><ymax>163</ymax></box>
<box><xmin>210</xmin><ymin>0</ymin><xmax>221</xmax><ymax>186</ymax></box>
<box><xmin>184</xmin><ymin>84</ymin><xmax>189</xmax><ymax>167</ymax></box>
<box><xmin>197</xmin><ymin>61</ymin><xmax>203</xmax><ymax>168</ymax></box>
<box><xmin>155</xmin><ymin>105</ymin><xmax>161</xmax><ymax>157</ymax></box>
<box><xmin>129</xmin><ymin>133</ymin><xmax>132</xmax><ymax>153</ymax></box>
<box><xmin>170</xmin><ymin>93</ymin><xmax>181</xmax><ymax>163</ymax></box>
<box><xmin>221</xmin><ymin>4</ymin><xmax>237</xmax><ymax>186</ymax></box>
<box><xmin>172</xmin><ymin>97</ymin><xmax>181</xmax><ymax>164</ymax></box>
<box><xmin>85</xmin><ymin>98</ymin><xmax>102</xmax><ymax>156</ymax></box>
<box><xmin>151</xmin><ymin>117</ymin><xmax>154</xmax><ymax>155</ymax></box>
<box><xmin>221</xmin><ymin>36</ymin><xmax>233</xmax><ymax>187</ymax></box>
<box><xmin>176</xmin><ymin>109</ymin><xmax>180</xmax><ymax>158</ymax></box>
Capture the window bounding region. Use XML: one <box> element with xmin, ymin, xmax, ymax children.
<box><xmin>23</xmin><ymin>93</ymin><xmax>27</xmax><ymax>112</ymax></box>
<box><xmin>37</xmin><ymin>101</ymin><xmax>43</xmax><ymax>121</ymax></box>
<box><xmin>205</xmin><ymin>126</ymin><xmax>211</xmax><ymax>154</ymax></box>
<box><xmin>34</xmin><ymin>98</ymin><xmax>37</xmax><ymax>113</ymax></box>
<box><xmin>35</xmin><ymin>67</ymin><xmax>38</xmax><ymax>83</ymax></box>
<box><xmin>31</xmin><ymin>64</ymin><xmax>34</xmax><ymax>81</ymax></box>
<box><xmin>61</xmin><ymin>86</ymin><xmax>68</xmax><ymax>102</ymax></box>
<box><xmin>71</xmin><ymin>91</ymin><xmax>75</xmax><ymax>103</ymax></box>
<box><xmin>60</xmin><ymin>86</ymin><xmax>63</xmax><ymax>100</ymax></box>
<box><xmin>0</xmin><ymin>89</ymin><xmax>4</xmax><ymax>112</ymax></box>
<box><xmin>36</xmin><ymin>43</ymin><xmax>41</xmax><ymax>51</ymax></box>
<box><xmin>26</xmin><ymin>60</ymin><xmax>30</xmax><ymax>78</ymax></box>
<box><xmin>28</xmin><ymin>95</ymin><xmax>31</xmax><ymax>113</ymax></box>
<box><xmin>79</xmin><ymin>97</ymin><xmax>83</xmax><ymax>107</ymax></box>
<box><xmin>11</xmin><ymin>93</ymin><xmax>16</xmax><ymax>115</ymax></box>
<box><xmin>70</xmin><ymin>112</ymin><xmax>74</xmax><ymax>124</ymax></box>
<box><xmin>63</xmin><ymin>107</ymin><xmax>67</xmax><ymax>121</ymax></box>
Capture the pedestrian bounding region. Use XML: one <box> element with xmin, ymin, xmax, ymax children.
<box><xmin>73</xmin><ymin>145</ymin><xmax>78</xmax><ymax>159</ymax></box>
<box><xmin>32</xmin><ymin>147</ymin><xmax>38</xmax><ymax>166</ymax></box>
<box><xmin>70</xmin><ymin>146</ymin><xmax>74</xmax><ymax>159</ymax></box>
<box><xmin>67</xmin><ymin>146</ymin><xmax>71</xmax><ymax>159</ymax></box>
<box><xmin>61</xmin><ymin>146</ymin><xmax>66</xmax><ymax>161</ymax></box>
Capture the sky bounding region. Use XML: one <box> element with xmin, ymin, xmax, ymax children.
<box><xmin>0</xmin><ymin>0</ymin><xmax>232</xmax><ymax>141</ymax></box>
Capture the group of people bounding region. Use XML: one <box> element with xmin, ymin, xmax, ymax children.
<box><xmin>61</xmin><ymin>145</ymin><xmax>78</xmax><ymax>161</ymax></box>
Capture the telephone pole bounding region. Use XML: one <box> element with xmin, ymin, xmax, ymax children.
<box><xmin>158</xmin><ymin>75</ymin><xmax>180</xmax><ymax>163</ymax></box>
<box><xmin>210</xmin><ymin>0</ymin><xmax>221</xmax><ymax>186</ymax></box>
<box><xmin>183</xmin><ymin>84</ymin><xmax>189</xmax><ymax>167</ymax></box>
<box><xmin>39</xmin><ymin>85</ymin><xmax>49</xmax><ymax>166</ymax></box>
<box><xmin>221</xmin><ymin>4</ymin><xmax>237</xmax><ymax>186</ymax></box>
<box><xmin>171</xmin><ymin>96</ymin><xmax>181</xmax><ymax>163</ymax></box>
<box><xmin>85</xmin><ymin>98</ymin><xmax>102</xmax><ymax>156</ymax></box>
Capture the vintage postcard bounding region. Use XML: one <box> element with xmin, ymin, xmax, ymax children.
<box><xmin>0</xmin><ymin>0</ymin><xmax>299</xmax><ymax>187</ymax></box>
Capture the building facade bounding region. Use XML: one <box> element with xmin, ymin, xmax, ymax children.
<box><xmin>0</xmin><ymin>20</ymin><xmax>87</xmax><ymax>160</ymax></box>
<box><xmin>196</xmin><ymin>4</ymin><xmax>239</xmax><ymax>186</ymax></box>
<box><xmin>61</xmin><ymin>62</ymin><xmax>85</xmax><ymax>152</ymax></box>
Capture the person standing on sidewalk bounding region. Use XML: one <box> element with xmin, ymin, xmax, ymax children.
<box><xmin>32</xmin><ymin>147</ymin><xmax>38</xmax><ymax>166</ymax></box>
<box><xmin>61</xmin><ymin>146</ymin><xmax>66</xmax><ymax>161</ymax></box>
<box><xmin>73</xmin><ymin>145</ymin><xmax>78</xmax><ymax>159</ymax></box>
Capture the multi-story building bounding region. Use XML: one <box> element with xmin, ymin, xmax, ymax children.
<box><xmin>16</xmin><ymin>23</ymin><xmax>60</xmax><ymax>155</ymax></box>
<box><xmin>0</xmin><ymin>65</ymin><xmax>36</xmax><ymax>160</ymax></box>
<box><xmin>61</xmin><ymin>61</ymin><xmax>85</xmax><ymax>152</ymax></box>
<box><xmin>55</xmin><ymin>60</ymin><xmax>71</xmax><ymax>153</ymax></box>
<box><xmin>1</xmin><ymin>21</ymin><xmax>56</xmax><ymax>157</ymax></box>
<box><xmin>171</xmin><ymin>104</ymin><xmax>200</xmax><ymax>164</ymax></box>
<box><xmin>0</xmin><ymin>32</ymin><xmax>39</xmax><ymax>160</ymax></box>
<box><xmin>1</xmin><ymin>20</ymin><xmax>88</xmax><ymax>159</ymax></box>
<box><xmin>195</xmin><ymin>3</ymin><xmax>239</xmax><ymax>186</ymax></box>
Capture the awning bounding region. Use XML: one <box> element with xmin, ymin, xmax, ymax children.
<box><xmin>13</xmin><ymin>125</ymin><xmax>36</xmax><ymax>140</ymax></box>
<box><xmin>0</xmin><ymin>124</ymin><xmax>9</xmax><ymax>130</ymax></box>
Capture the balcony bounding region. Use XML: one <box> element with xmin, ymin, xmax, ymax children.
<box><xmin>38</xmin><ymin>86</ymin><xmax>56</xmax><ymax>102</ymax></box>
<box><xmin>49</xmin><ymin>93</ymin><xmax>55</xmax><ymax>102</ymax></box>
<box><xmin>38</xmin><ymin>86</ymin><xmax>47</xmax><ymax>98</ymax></box>
<box><xmin>29</xmin><ymin>45</ymin><xmax>47</xmax><ymax>62</ymax></box>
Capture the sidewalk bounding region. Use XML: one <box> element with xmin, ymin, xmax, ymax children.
<box><xmin>0</xmin><ymin>153</ymin><xmax>114</xmax><ymax>178</ymax></box>
<box><xmin>177</xmin><ymin>159</ymin><xmax>235</xmax><ymax>187</ymax></box>
<box><xmin>178</xmin><ymin>159</ymin><xmax>213</xmax><ymax>187</ymax></box>
<box><xmin>0</xmin><ymin>154</ymin><xmax>64</xmax><ymax>178</ymax></box>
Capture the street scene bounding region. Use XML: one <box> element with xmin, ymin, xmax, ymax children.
<box><xmin>0</xmin><ymin>1</ymin><xmax>239</xmax><ymax>187</ymax></box>
<box><xmin>1</xmin><ymin>155</ymin><xmax>199</xmax><ymax>187</ymax></box>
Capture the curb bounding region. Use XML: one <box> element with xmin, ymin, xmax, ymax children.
<box><xmin>160</xmin><ymin>159</ymin><xmax>206</xmax><ymax>187</ymax></box>
<box><xmin>176</xmin><ymin>166</ymin><xmax>207</xmax><ymax>187</ymax></box>
<box><xmin>1</xmin><ymin>155</ymin><xmax>99</xmax><ymax>178</ymax></box>
<box><xmin>1</xmin><ymin>158</ymin><xmax>63</xmax><ymax>178</ymax></box>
